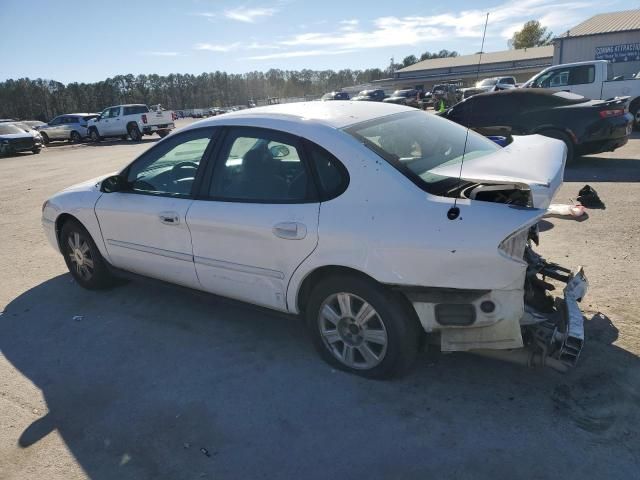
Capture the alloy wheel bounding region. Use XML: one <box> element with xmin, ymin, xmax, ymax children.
<box><xmin>67</xmin><ymin>231</ymin><xmax>94</xmax><ymax>281</ymax></box>
<box><xmin>318</xmin><ymin>292</ymin><xmax>388</xmax><ymax>370</ymax></box>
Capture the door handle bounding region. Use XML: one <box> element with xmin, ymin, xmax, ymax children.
<box><xmin>159</xmin><ymin>211</ymin><xmax>180</xmax><ymax>225</ymax></box>
<box><xmin>273</xmin><ymin>222</ymin><xmax>307</xmax><ymax>240</ymax></box>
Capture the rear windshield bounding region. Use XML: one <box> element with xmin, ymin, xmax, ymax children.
<box><xmin>0</xmin><ymin>124</ymin><xmax>23</xmax><ymax>135</ymax></box>
<box><xmin>344</xmin><ymin>110</ymin><xmax>499</xmax><ymax>194</ymax></box>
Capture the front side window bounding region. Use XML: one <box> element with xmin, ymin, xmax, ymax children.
<box><xmin>49</xmin><ymin>117</ymin><xmax>62</xmax><ymax>125</ymax></box>
<box><xmin>345</xmin><ymin>111</ymin><xmax>499</xmax><ymax>195</ymax></box>
<box><xmin>126</xmin><ymin>128</ymin><xmax>214</xmax><ymax>197</ymax></box>
<box><xmin>209</xmin><ymin>128</ymin><xmax>311</xmax><ymax>202</ymax></box>
<box><xmin>568</xmin><ymin>65</ymin><xmax>595</xmax><ymax>85</ymax></box>
<box><xmin>108</xmin><ymin>107</ymin><xmax>121</xmax><ymax>118</ymax></box>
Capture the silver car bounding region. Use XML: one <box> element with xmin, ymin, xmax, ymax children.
<box><xmin>36</xmin><ymin>113</ymin><xmax>99</xmax><ymax>143</ymax></box>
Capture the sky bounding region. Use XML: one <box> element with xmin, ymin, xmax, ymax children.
<box><xmin>0</xmin><ymin>0</ymin><xmax>630</xmax><ymax>84</ymax></box>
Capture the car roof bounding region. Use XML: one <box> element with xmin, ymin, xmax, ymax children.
<box><xmin>59</xmin><ymin>113</ymin><xmax>96</xmax><ymax>117</ymax></box>
<box><xmin>188</xmin><ymin>101</ymin><xmax>412</xmax><ymax>129</ymax></box>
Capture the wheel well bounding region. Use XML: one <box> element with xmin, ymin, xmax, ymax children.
<box><xmin>127</xmin><ymin>121</ymin><xmax>139</xmax><ymax>131</ymax></box>
<box><xmin>54</xmin><ymin>213</ymin><xmax>80</xmax><ymax>249</ymax></box>
<box><xmin>296</xmin><ymin>266</ymin><xmax>376</xmax><ymax>313</ymax></box>
<box><xmin>630</xmin><ymin>97</ymin><xmax>640</xmax><ymax>114</ymax></box>
<box><xmin>535</xmin><ymin>127</ymin><xmax>576</xmax><ymax>145</ymax></box>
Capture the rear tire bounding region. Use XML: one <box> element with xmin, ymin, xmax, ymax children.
<box><xmin>539</xmin><ymin>129</ymin><xmax>575</xmax><ymax>163</ymax></box>
<box><xmin>60</xmin><ymin>219</ymin><xmax>113</xmax><ymax>290</ymax></box>
<box><xmin>306</xmin><ymin>275</ymin><xmax>420</xmax><ymax>379</ymax></box>
<box><xmin>70</xmin><ymin>131</ymin><xmax>82</xmax><ymax>143</ymax></box>
<box><xmin>157</xmin><ymin>130</ymin><xmax>169</xmax><ymax>138</ymax></box>
<box><xmin>32</xmin><ymin>148</ymin><xmax>41</xmax><ymax>154</ymax></box>
<box><xmin>128</xmin><ymin>124</ymin><xmax>142</xmax><ymax>142</ymax></box>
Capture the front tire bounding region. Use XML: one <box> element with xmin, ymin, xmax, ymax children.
<box><xmin>60</xmin><ymin>219</ymin><xmax>113</xmax><ymax>290</ymax></box>
<box><xmin>32</xmin><ymin>148</ymin><xmax>41</xmax><ymax>154</ymax></box>
<box><xmin>40</xmin><ymin>132</ymin><xmax>50</xmax><ymax>144</ymax></box>
<box><xmin>89</xmin><ymin>128</ymin><xmax>101</xmax><ymax>143</ymax></box>
<box><xmin>306</xmin><ymin>275</ymin><xmax>420</xmax><ymax>379</ymax></box>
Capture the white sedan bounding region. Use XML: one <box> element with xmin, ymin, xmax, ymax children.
<box><xmin>42</xmin><ymin>101</ymin><xmax>588</xmax><ymax>378</ymax></box>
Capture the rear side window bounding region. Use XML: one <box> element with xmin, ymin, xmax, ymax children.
<box><xmin>305</xmin><ymin>141</ymin><xmax>349</xmax><ymax>201</ymax></box>
<box><xmin>124</xmin><ymin>106</ymin><xmax>148</xmax><ymax>115</ymax></box>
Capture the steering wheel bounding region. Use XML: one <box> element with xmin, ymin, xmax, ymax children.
<box><xmin>171</xmin><ymin>161</ymin><xmax>199</xmax><ymax>173</ymax></box>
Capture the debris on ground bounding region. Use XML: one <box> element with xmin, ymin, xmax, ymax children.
<box><xmin>547</xmin><ymin>204</ymin><xmax>586</xmax><ymax>217</ymax></box>
<box><xmin>577</xmin><ymin>185</ymin><xmax>605</xmax><ymax>209</ymax></box>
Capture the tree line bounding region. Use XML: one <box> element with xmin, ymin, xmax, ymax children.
<box><xmin>0</xmin><ymin>68</ymin><xmax>392</xmax><ymax>121</ymax></box>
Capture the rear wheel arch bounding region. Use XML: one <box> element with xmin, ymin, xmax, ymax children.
<box><xmin>629</xmin><ymin>97</ymin><xmax>640</xmax><ymax>128</ymax></box>
<box><xmin>534</xmin><ymin>128</ymin><xmax>576</xmax><ymax>161</ymax></box>
<box><xmin>295</xmin><ymin>265</ymin><xmax>415</xmax><ymax>316</ymax></box>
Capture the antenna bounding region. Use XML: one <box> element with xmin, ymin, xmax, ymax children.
<box><xmin>447</xmin><ymin>12</ymin><xmax>490</xmax><ymax>221</ymax></box>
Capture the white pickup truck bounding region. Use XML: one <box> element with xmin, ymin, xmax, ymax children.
<box><xmin>87</xmin><ymin>104</ymin><xmax>176</xmax><ymax>142</ymax></box>
<box><xmin>523</xmin><ymin>60</ymin><xmax>640</xmax><ymax>128</ymax></box>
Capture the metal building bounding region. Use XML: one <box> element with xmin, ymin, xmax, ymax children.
<box><xmin>391</xmin><ymin>46</ymin><xmax>554</xmax><ymax>91</ymax></box>
<box><xmin>554</xmin><ymin>9</ymin><xmax>640</xmax><ymax>78</ymax></box>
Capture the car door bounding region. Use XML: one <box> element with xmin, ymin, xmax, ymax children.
<box><xmin>106</xmin><ymin>106</ymin><xmax>123</xmax><ymax>136</ymax></box>
<box><xmin>46</xmin><ymin>116</ymin><xmax>63</xmax><ymax>139</ymax></box>
<box><xmin>94</xmin><ymin>127</ymin><xmax>216</xmax><ymax>289</ymax></box>
<box><xmin>187</xmin><ymin>127</ymin><xmax>320</xmax><ymax>311</ymax></box>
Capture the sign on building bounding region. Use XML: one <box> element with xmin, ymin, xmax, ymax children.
<box><xmin>595</xmin><ymin>43</ymin><xmax>640</xmax><ymax>63</ymax></box>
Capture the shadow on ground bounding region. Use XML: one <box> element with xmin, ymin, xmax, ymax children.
<box><xmin>2</xmin><ymin>275</ymin><xmax>639</xmax><ymax>479</ymax></box>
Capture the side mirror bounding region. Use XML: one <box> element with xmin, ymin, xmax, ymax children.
<box><xmin>270</xmin><ymin>144</ymin><xmax>290</xmax><ymax>158</ymax></box>
<box><xmin>100</xmin><ymin>175</ymin><xmax>129</xmax><ymax>193</ymax></box>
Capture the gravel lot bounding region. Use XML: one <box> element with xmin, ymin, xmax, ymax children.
<box><xmin>1</xmin><ymin>119</ymin><xmax>639</xmax><ymax>479</ymax></box>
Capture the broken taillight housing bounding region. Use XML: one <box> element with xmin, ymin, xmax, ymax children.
<box><xmin>598</xmin><ymin>109</ymin><xmax>625</xmax><ymax>119</ymax></box>
<box><xmin>498</xmin><ymin>228</ymin><xmax>529</xmax><ymax>261</ymax></box>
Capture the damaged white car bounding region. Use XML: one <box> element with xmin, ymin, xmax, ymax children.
<box><xmin>42</xmin><ymin>102</ymin><xmax>588</xmax><ymax>378</ymax></box>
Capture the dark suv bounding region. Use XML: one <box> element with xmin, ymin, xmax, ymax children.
<box><xmin>352</xmin><ymin>89</ymin><xmax>386</xmax><ymax>102</ymax></box>
<box><xmin>321</xmin><ymin>91</ymin><xmax>350</xmax><ymax>101</ymax></box>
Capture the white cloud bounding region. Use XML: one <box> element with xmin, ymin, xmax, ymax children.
<box><xmin>246</xmin><ymin>49</ymin><xmax>355</xmax><ymax>60</ymax></box>
<box><xmin>224</xmin><ymin>7</ymin><xmax>276</xmax><ymax>23</ymax></box>
<box><xmin>202</xmin><ymin>0</ymin><xmax>596</xmax><ymax>61</ymax></box>
<box><xmin>143</xmin><ymin>51</ymin><xmax>182</xmax><ymax>56</ymax></box>
<box><xmin>194</xmin><ymin>42</ymin><xmax>242</xmax><ymax>52</ymax></box>
<box><xmin>195</xmin><ymin>12</ymin><xmax>216</xmax><ymax>18</ymax></box>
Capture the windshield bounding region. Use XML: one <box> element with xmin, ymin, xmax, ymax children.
<box><xmin>344</xmin><ymin>111</ymin><xmax>499</xmax><ymax>194</ymax></box>
<box><xmin>0</xmin><ymin>124</ymin><xmax>24</xmax><ymax>135</ymax></box>
<box><xmin>477</xmin><ymin>78</ymin><xmax>498</xmax><ymax>87</ymax></box>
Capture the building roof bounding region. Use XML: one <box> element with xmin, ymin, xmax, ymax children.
<box><xmin>396</xmin><ymin>46</ymin><xmax>554</xmax><ymax>73</ymax></box>
<box><xmin>559</xmin><ymin>9</ymin><xmax>640</xmax><ymax>37</ymax></box>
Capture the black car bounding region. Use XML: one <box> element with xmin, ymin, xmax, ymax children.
<box><xmin>383</xmin><ymin>89</ymin><xmax>419</xmax><ymax>107</ymax></box>
<box><xmin>352</xmin><ymin>89</ymin><xmax>386</xmax><ymax>102</ymax></box>
<box><xmin>0</xmin><ymin>123</ymin><xmax>42</xmax><ymax>155</ymax></box>
<box><xmin>440</xmin><ymin>89</ymin><xmax>633</xmax><ymax>160</ymax></box>
<box><xmin>321</xmin><ymin>91</ymin><xmax>350</xmax><ymax>101</ymax></box>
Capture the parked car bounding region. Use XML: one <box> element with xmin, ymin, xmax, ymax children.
<box><xmin>21</xmin><ymin>120</ymin><xmax>46</xmax><ymax>129</ymax></box>
<box><xmin>352</xmin><ymin>89</ymin><xmax>386</xmax><ymax>102</ymax></box>
<box><xmin>36</xmin><ymin>114</ymin><xmax>99</xmax><ymax>143</ymax></box>
<box><xmin>9</xmin><ymin>121</ymin><xmax>44</xmax><ymax>144</ymax></box>
<box><xmin>321</xmin><ymin>91</ymin><xmax>351</xmax><ymax>101</ymax></box>
<box><xmin>522</xmin><ymin>60</ymin><xmax>640</xmax><ymax>128</ymax></box>
<box><xmin>0</xmin><ymin>123</ymin><xmax>43</xmax><ymax>155</ymax></box>
<box><xmin>87</xmin><ymin>104</ymin><xmax>175</xmax><ymax>142</ymax></box>
<box><xmin>431</xmin><ymin>84</ymin><xmax>459</xmax><ymax>109</ymax></box>
<box><xmin>383</xmin><ymin>89</ymin><xmax>419</xmax><ymax>107</ymax></box>
<box><xmin>440</xmin><ymin>89</ymin><xmax>633</xmax><ymax>160</ymax></box>
<box><xmin>0</xmin><ymin>118</ymin><xmax>17</xmax><ymax>123</ymax></box>
<box><xmin>42</xmin><ymin>101</ymin><xmax>588</xmax><ymax>378</ymax></box>
<box><xmin>461</xmin><ymin>76</ymin><xmax>517</xmax><ymax>98</ymax></box>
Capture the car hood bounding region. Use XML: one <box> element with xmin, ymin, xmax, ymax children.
<box><xmin>60</xmin><ymin>173</ymin><xmax>115</xmax><ymax>194</ymax></box>
<box><xmin>1</xmin><ymin>133</ymin><xmax>35</xmax><ymax>140</ymax></box>
<box><xmin>429</xmin><ymin>134</ymin><xmax>566</xmax><ymax>208</ymax></box>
